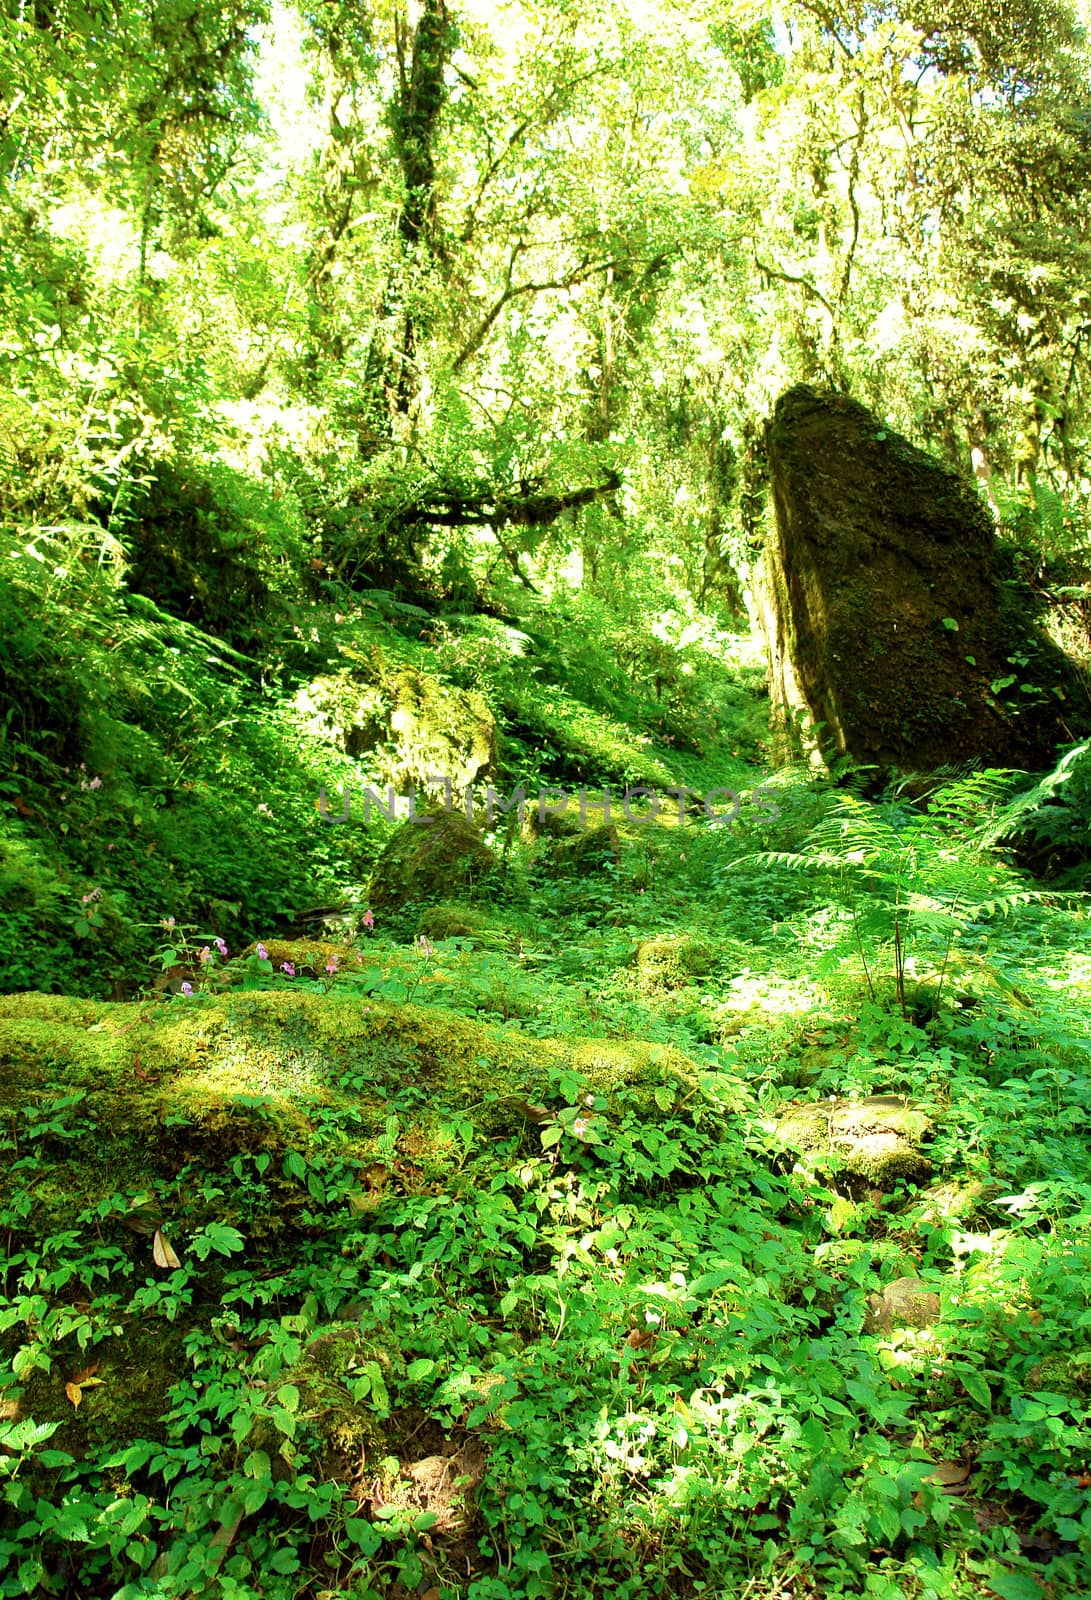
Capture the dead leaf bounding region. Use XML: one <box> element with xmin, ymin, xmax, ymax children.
<box><xmin>125</xmin><ymin>1204</ymin><xmax>162</xmax><ymax>1235</ymax></box>
<box><xmin>625</xmin><ymin>1326</ymin><xmax>657</xmax><ymax>1350</ymax></box>
<box><xmin>153</xmin><ymin>1229</ymin><xmax>181</xmax><ymax>1269</ymax></box>
<box><xmin>0</xmin><ymin>1398</ymin><xmax>21</xmax><ymax>1423</ymax></box>
<box><xmin>519</xmin><ymin>1102</ymin><xmax>554</xmax><ymax>1124</ymax></box>
<box><xmin>924</xmin><ymin>1461</ymin><xmax>971</xmax><ymax>1494</ymax></box>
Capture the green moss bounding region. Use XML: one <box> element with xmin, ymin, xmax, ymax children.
<box><xmin>0</xmin><ymin>990</ymin><xmax>718</xmax><ymax>1192</ymax></box>
<box><xmin>635</xmin><ymin>935</ymin><xmax>717</xmax><ymax>993</ymax></box>
<box><xmin>368</xmin><ymin>812</ymin><xmax>498</xmax><ymax>912</ymax></box>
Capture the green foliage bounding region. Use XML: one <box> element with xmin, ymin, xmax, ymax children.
<box><xmin>4</xmin><ymin>0</ymin><xmax>1091</xmax><ymax>1592</ymax></box>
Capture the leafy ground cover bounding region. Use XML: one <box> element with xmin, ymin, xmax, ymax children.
<box><xmin>2</xmin><ymin>739</ymin><xmax>1090</xmax><ymax>1600</ymax></box>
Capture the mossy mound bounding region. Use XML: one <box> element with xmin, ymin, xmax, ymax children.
<box><xmin>0</xmin><ymin>990</ymin><xmax>731</xmax><ymax>1524</ymax></box>
<box><xmin>243</xmin><ymin>938</ymin><xmax>356</xmax><ymax>976</ymax></box>
<box><xmin>544</xmin><ymin>823</ymin><xmax>620</xmax><ymax>875</ymax></box>
<box><xmin>416</xmin><ymin>903</ymin><xmax>488</xmax><ymax>941</ymax></box>
<box><xmin>0</xmin><ymin>990</ymin><xmax>722</xmax><ymax>1199</ymax></box>
<box><xmin>635</xmin><ymin>935</ymin><xmax>717</xmax><ymax>993</ymax></box>
<box><xmin>368</xmin><ymin>811</ymin><xmax>498</xmax><ymax>912</ymax></box>
<box><xmin>771</xmin><ymin>1094</ymin><xmax>932</xmax><ymax>1188</ymax></box>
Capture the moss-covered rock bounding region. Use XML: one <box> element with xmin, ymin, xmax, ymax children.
<box><xmin>242</xmin><ymin>938</ymin><xmax>356</xmax><ymax>976</ymax></box>
<box><xmin>635</xmin><ymin>936</ymin><xmax>717</xmax><ymax>993</ymax></box>
<box><xmin>416</xmin><ymin>903</ymin><xmax>487</xmax><ymax>941</ymax></box>
<box><xmin>0</xmin><ymin>990</ymin><xmax>722</xmax><ymax>1199</ymax></box>
<box><xmin>368</xmin><ymin>811</ymin><xmax>498</xmax><ymax>912</ymax></box>
<box><xmin>863</xmin><ymin>1276</ymin><xmax>943</xmax><ymax>1334</ymax></box>
<box><xmin>0</xmin><ymin>990</ymin><xmax>732</xmax><ymax>1501</ymax></box>
<box><xmin>295</xmin><ymin>664</ymin><xmax>496</xmax><ymax>790</ymax></box>
<box><xmin>771</xmin><ymin>1094</ymin><xmax>931</xmax><ymax>1188</ymax></box>
<box><xmin>758</xmin><ymin>384</ymin><xmax>1091</xmax><ymax>772</ymax></box>
<box><xmin>545</xmin><ymin>823</ymin><xmax>620</xmax><ymax>875</ymax></box>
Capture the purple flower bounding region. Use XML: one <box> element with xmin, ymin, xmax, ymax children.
<box><xmin>215</xmin><ymin>937</ymin><xmax>228</xmax><ymax>957</ymax></box>
<box><xmin>362</xmin><ymin>909</ymin><xmax>375</xmax><ymax>930</ymax></box>
<box><xmin>256</xmin><ymin>943</ymin><xmax>268</xmax><ymax>960</ymax></box>
<box><xmin>325</xmin><ymin>956</ymin><xmax>339</xmax><ymax>975</ymax></box>
<box><xmin>281</xmin><ymin>961</ymin><xmax>296</xmax><ymax>977</ymax></box>
<box><xmin>179</xmin><ymin>981</ymin><xmax>193</xmax><ymax>996</ymax></box>
<box><xmin>416</xmin><ymin>935</ymin><xmax>435</xmax><ymax>958</ymax></box>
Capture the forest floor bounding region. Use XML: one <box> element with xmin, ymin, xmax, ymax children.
<box><xmin>2</xmin><ymin>604</ymin><xmax>1091</xmax><ymax>1600</ymax></box>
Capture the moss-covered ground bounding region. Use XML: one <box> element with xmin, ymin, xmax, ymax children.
<box><xmin>3</xmin><ymin>590</ymin><xmax>1091</xmax><ymax>1598</ymax></box>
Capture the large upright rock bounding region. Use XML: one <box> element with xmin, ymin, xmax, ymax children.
<box><xmin>757</xmin><ymin>385</ymin><xmax>1089</xmax><ymax>772</ymax></box>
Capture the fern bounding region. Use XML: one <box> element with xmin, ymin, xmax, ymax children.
<box><xmin>728</xmin><ymin>778</ymin><xmax>1073</xmax><ymax>1018</ymax></box>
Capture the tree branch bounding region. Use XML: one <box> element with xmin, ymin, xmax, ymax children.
<box><xmin>392</xmin><ymin>470</ymin><xmax>623</xmax><ymax>530</ymax></box>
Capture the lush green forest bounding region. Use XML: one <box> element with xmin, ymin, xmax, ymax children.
<box><xmin>3</xmin><ymin>1</ymin><xmax>1091</xmax><ymax>1597</ymax></box>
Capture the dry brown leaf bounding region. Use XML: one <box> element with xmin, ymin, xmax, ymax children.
<box><xmin>519</xmin><ymin>1103</ymin><xmax>554</xmax><ymax>1124</ymax></box>
<box><xmin>625</xmin><ymin>1327</ymin><xmax>657</xmax><ymax>1350</ymax></box>
<box><xmin>153</xmin><ymin>1229</ymin><xmax>181</xmax><ymax>1269</ymax></box>
<box><xmin>65</xmin><ymin>1382</ymin><xmax>83</xmax><ymax>1409</ymax></box>
<box><xmin>0</xmin><ymin>1398</ymin><xmax>21</xmax><ymax>1423</ymax></box>
<box><xmin>923</xmin><ymin>1461</ymin><xmax>971</xmax><ymax>1493</ymax></box>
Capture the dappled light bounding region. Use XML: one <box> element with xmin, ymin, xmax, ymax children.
<box><xmin>3</xmin><ymin>0</ymin><xmax>1091</xmax><ymax>1595</ymax></box>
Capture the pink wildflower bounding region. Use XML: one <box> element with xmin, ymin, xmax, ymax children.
<box><xmin>256</xmin><ymin>943</ymin><xmax>268</xmax><ymax>960</ymax></box>
<box><xmin>215</xmin><ymin>937</ymin><xmax>228</xmax><ymax>957</ymax></box>
<box><xmin>281</xmin><ymin>961</ymin><xmax>296</xmax><ymax>977</ymax></box>
<box><xmin>325</xmin><ymin>956</ymin><xmax>339</xmax><ymax>975</ymax></box>
<box><xmin>198</xmin><ymin>946</ymin><xmax>212</xmax><ymax>964</ymax></box>
<box><xmin>362</xmin><ymin>909</ymin><xmax>375</xmax><ymax>930</ymax></box>
<box><xmin>179</xmin><ymin>982</ymin><xmax>193</xmax><ymax>996</ymax></box>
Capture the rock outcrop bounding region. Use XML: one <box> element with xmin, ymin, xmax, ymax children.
<box><xmin>756</xmin><ymin>385</ymin><xmax>1090</xmax><ymax>773</ymax></box>
<box><xmin>296</xmin><ymin>663</ymin><xmax>496</xmax><ymax>791</ymax></box>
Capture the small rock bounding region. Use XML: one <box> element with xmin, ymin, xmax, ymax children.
<box><xmin>864</xmin><ymin>1276</ymin><xmax>942</xmax><ymax>1334</ymax></box>
<box><xmin>773</xmin><ymin>1094</ymin><xmax>931</xmax><ymax>1188</ymax></box>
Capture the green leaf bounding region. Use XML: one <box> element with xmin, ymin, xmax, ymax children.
<box><xmin>986</xmin><ymin>1568</ymin><xmax>1049</xmax><ymax>1600</ymax></box>
<box><xmin>941</xmin><ymin>617</ymin><xmax>959</xmax><ymax>631</ymax></box>
<box><xmin>952</xmin><ymin>1363</ymin><xmax>992</xmax><ymax>1410</ymax></box>
<box><xmin>406</xmin><ymin>1358</ymin><xmax>436</xmax><ymax>1382</ymax></box>
<box><xmin>345</xmin><ymin>1516</ymin><xmax>382</xmax><ymax>1554</ymax></box>
<box><xmin>276</xmin><ymin>1383</ymin><xmax>300</xmax><ymax>1413</ymax></box>
<box><xmin>203</xmin><ymin>1223</ymin><xmax>245</xmax><ymax>1257</ymax></box>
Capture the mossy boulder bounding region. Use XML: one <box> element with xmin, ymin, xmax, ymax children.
<box><xmin>1024</xmin><ymin>1353</ymin><xmax>1091</xmax><ymax>1398</ymax></box>
<box><xmin>863</xmin><ymin>1276</ymin><xmax>943</xmax><ymax>1335</ymax></box>
<box><xmin>296</xmin><ymin>664</ymin><xmax>496</xmax><ymax>790</ymax></box>
<box><xmin>416</xmin><ymin>903</ymin><xmax>488</xmax><ymax>942</ymax></box>
<box><xmin>243</xmin><ymin>938</ymin><xmax>356</xmax><ymax>976</ymax></box>
<box><xmin>635</xmin><ymin>936</ymin><xmax>717</xmax><ymax>993</ymax></box>
<box><xmin>368</xmin><ymin>811</ymin><xmax>498</xmax><ymax>912</ymax></box>
<box><xmin>771</xmin><ymin>1094</ymin><xmax>931</xmax><ymax>1188</ymax></box>
<box><xmin>757</xmin><ymin>384</ymin><xmax>1090</xmax><ymax>772</ymax></box>
<box><xmin>0</xmin><ymin>990</ymin><xmax>722</xmax><ymax>1196</ymax></box>
<box><xmin>545</xmin><ymin>823</ymin><xmax>620</xmax><ymax>874</ymax></box>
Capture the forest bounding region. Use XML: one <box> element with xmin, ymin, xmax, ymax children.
<box><xmin>2</xmin><ymin>0</ymin><xmax>1091</xmax><ymax>1595</ymax></box>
